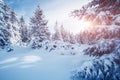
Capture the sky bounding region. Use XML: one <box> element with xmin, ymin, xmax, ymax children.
<box><xmin>4</xmin><ymin>0</ymin><xmax>90</xmax><ymax>34</ymax></box>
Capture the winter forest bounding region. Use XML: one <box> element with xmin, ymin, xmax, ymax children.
<box><xmin>0</xmin><ymin>0</ymin><xmax>120</xmax><ymax>80</ymax></box>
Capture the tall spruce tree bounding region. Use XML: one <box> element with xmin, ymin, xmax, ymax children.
<box><xmin>9</xmin><ymin>10</ymin><xmax>20</xmax><ymax>45</ymax></box>
<box><xmin>0</xmin><ymin>1</ymin><xmax>11</xmax><ymax>51</ymax></box>
<box><xmin>52</xmin><ymin>21</ymin><xmax>61</xmax><ymax>41</ymax></box>
<box><xmin>30</xmin><ymin>5</ymin><xmax>50</xmax><ymax>49</ymax></box>
<box><xmin>60</xmin><ymin>25</ymin><xmax>70</xmax><ymax>42</ymax></box>
<box><xmin>0</xmin><ymin>0</ymin><xmax>21</xmax><ymax>51</ymax></box>
<box><xmin>19</xmin><ymin>16</ymin><xmax>30</xmax><ymax>45</ymax></box>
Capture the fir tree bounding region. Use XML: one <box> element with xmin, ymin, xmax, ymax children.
<box><xmin>30</xmin><ymin>5</ymin><xmax>50</xmax><ymax>49</ymax></box>
<box><xmin>52</xmin><ymin>21</ymin><xmax>61</xmax><ymax>41</ymax></box>
<box><xmin>60</xmin><ymin>25</ymin><xmax>70</xmax><ymax>42</ymax></box>
<box><xmin>71</xmin><ymin>0</ymin><xmax>120</xmax><ymax>80</ymax></box>
<box><xmin>0</xmin><ymin>1</ymin><xmax>12</xmax><ymax>51</ymax></box>
<box><xmin>19</xmin><ymin>16</ymin><xmax>30</xmax><ymax>45</ymax></box>
<box><xmin>9</xmin><ymin>10</ymin><xmax>20</xmax><ymax>45</ymax></box>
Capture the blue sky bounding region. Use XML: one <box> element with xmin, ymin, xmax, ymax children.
<box><xmin>4</xmin><ymin>0</ymin><xmax>90</xmax><ymax>34</ymax></box>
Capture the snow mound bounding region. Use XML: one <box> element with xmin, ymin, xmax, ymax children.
<box><xmin>30</xmin><ymin>40</ymin><xmax>86</xmax><ymax>55</ymax></box>
<box><xmin>21</xmin><ymin>55</ymin><xmax>42</xmax><ymax>64</ymax></box>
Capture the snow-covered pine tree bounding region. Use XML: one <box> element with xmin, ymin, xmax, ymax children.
<box><xmin>68</xmin><ymin>32</ymin><xmax>76</xmax><ymax>44</ymax></box>
<box><xmin>52</xmin><ymin>21</ymin><xmax>62</xmax><ymax>41</ymax></box>
<box><xmin>2</xmin><ymin>3</ymin><xmax>10</xmax><ymax>22</ymax></box>
<box><xmin>19</xmin><ymin>16</ymin><xmax>30</xmax><ymax>45</ymax></box>
<box><xmin>72</xmin><ymin>0</ymin><xmax>120</xmax><ymax>44</ymax></box>
<box><xmin>0</xmin><ymin>0</ymin><xmax>12</xmax><ymax>51</ymax></box>
<box><xmin>72</xmin><ymin>0</ymin><xmax>120</xmax><ymax>26</ymax></box>
<box><xmin>60</xmin><ymin>25</ymin><xmax>69</xmax><ymax>42</ymax></box>
<box><xmin>71</xmin><ymin>0</ymin><xmax>120</xmax><ymax>80</ymax></box>
<box><xmin>9</xmin><ymin>10</ymin><xmax>20</xmax><ymax>45</ymax></box>
<box><xmin>30</xmin><ymin>5</ymin><xmax>50</xmax><ymax>49</ymax></box>
<box><xmin>3</xmin><ymin>3</ymin><xmax>20</xmax><ymax>45</ymax></box>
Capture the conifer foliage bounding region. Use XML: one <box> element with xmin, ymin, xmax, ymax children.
<box><xmin>71</xmin><ymin>0</ymin><xmax>120</xmax><ymax>80</ymax></box>
<box><xmin>19</xmin><ymin>16</ymin><xmax>30</xmax><ymax>45</ymax></box>
<box><xmin>0</xmin><ymin>1</ymin><xmax>12</xmax><ymax>50</ymax></box>
<box><xmin>30</xmin><ymin>5</ymin><xmax>50</xmax><ymax>49</ymax></box>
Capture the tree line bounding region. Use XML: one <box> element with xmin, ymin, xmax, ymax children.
<box><xmin>1</xmin><ymin>0</ymin><xmax>120</xmax><ymax>51</ymax></box>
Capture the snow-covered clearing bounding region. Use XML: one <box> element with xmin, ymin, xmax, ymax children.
<box><xmin>0</xmin><ymin>45</ymin><xmax>93</xmax><ymax>80</ymax></box>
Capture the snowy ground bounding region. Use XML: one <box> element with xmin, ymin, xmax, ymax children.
<box><xmin>0</xmin><ymin>45</ymin><xmax>93</xmax><ymax>80</ymax></box>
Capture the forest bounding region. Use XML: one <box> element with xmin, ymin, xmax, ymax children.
<box><xmin>0</xmin><ymin>0</ymin><xmax>120</xmax><ymax>80</ymax></box>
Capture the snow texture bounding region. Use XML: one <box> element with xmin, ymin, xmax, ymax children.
<box><xmin>0</xmin><ymin>44</ymin><xmax>91</xmax><ymax>80</ymax></box>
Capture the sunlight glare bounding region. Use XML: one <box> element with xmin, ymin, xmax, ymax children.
<box><xmin>63</xmin><ymin>18</ymin><xmax>91</xmax><ymax>34</ymax></box>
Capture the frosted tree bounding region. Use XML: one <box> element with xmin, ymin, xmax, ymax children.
<box><xmin>72</xmin><ymin>0</ymin><xmax>120</xmax><ymax>26</ymax></box>
<box><xmin>72</xmin><ymin>0</ymin><xmax>120</xmax><ymax>44</ymax></box>
<box><xmin>10</xmin><ymin>10</ymin><xmax>18</xmax><ymax>24</ymax></box>
<box><xmin>68</xmin><ymin>32</ymin><xmax>76</xmax><ymax>44</ymax></box>
<box><xmin>2</xmin><ymin>3</ymin><xmax>10</xmax><ymax>22</ymax></box>
<box><xmin>0</xmin><ymin>1</ymin><xmax>12</xmax><ymax>51</ymax></box>
<box><xmin>0</xmin><ymin>0</ymin><xmax>21</xmax><ymax>51</ymax></box>
<box><xmin>19</xmin><ymin>16</ymin><xmax>30</xmax><ymax>45</ymax></box>
<box><xmin>30</xmin><ymin>5</ymin><xmax>50</xmax><ymax>49</ymax></box>
<box><xmin>52</xmin><ymin>21</ymin><xmax>62</xmax><ymax>41</ymax></box>
<box><xmin>60</xmin><ymin>25</ymin><xmax>68</xmax><ymax>42</ymax></box>
<box><xmin>9</xmin><ymin>10</ymin><xmax>20</xmax><ymax>45</ymax></box>
<box><xmin>71</xmin><ymin>0</ymin><xmax>120</xmax><ymax>80</ymax></box>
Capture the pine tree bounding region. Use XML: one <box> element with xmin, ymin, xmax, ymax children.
<box><xmin>68</xmin><ymin>32</ymin><xmax>76</xmax><ymax>44</ymax></box>
<box><xmin>2</xmin><ymin>3</ymin><xmax>10</xmax><ymax>22</ymax></box>
<box><xmin>30</xmin><ymin>5</ymin><xmax>50</xmax><ymax>49</ymax></box>
<box><xmin>52</xmin><ymin>21</ymin><xmax>61</xmax><ymax>41</ymax></box>
<box><xmin>72</xmin><ymin>0</ymin><xmax>120</xmax><ymax>26</ymax></box>
<box><xmin>72</xmin><ymin>0</ymin><xmax>120</xmax><ymax>44</ymax></box>
<box><xmin>0</xmin><ymin>1</ymin><xmax>12</xmax><ymax>51</ymax></box>
<box><xmin>71</xmin><ymin>0</ymin><xmax>120</xmax><ymax>80</ymax></box>
<box><xmin>0</xmin><ymin>0</ymin><xmax>21</xmax><ymax>51</ymax></box>
<box><xmin>60</xmin><ymin>25</ymin><xmax>70</xmax><ymax>42</ymax></box>
<box><xmin>60</xmin><ymin>25</ymin><xmax>65</xmax><ymax>42</ymax></box>
<box><xmin>9</xmin><ymin>10</ymin><xmax>20</xmax><ymax>45</ymax></box>
<box><xmin>19</xmin><ymin>16</ymin><xmax>30</xmax><ymax>45</ymax></box>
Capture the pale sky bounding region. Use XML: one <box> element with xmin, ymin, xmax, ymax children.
<box><xmin>4</xmin><ymin>0</ymin><xmax>90</xmax><ymax>34</ymax></box>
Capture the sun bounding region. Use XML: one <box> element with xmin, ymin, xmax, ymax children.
<box><xmin>79</xmin><ymin>20</ymin><xmax>91</xmax><ymax>31</ymax></box>
<box><xmin>64</xmin><ymin>18</ymin><xmax>91</xmax><ymax>34</ymax></box>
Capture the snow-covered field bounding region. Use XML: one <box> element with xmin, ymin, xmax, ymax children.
<box><xmin>0</xmin><ymin>45</ymin><xmax>93</xmax><ymax>80</ymax></box>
